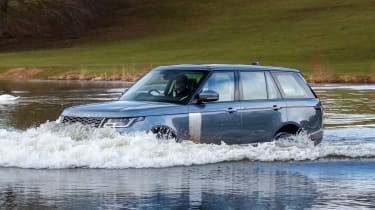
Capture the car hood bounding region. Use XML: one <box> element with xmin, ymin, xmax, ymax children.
<box><xmin>61</xmin><ymin>100</ymin><xmax>187</xmax><ymax>118</ymax></box>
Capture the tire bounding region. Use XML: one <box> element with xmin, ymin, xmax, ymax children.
<box><xmin>151</xmin><ymin>126</ymin><xmax>179</xmax><ymax>142</ymax></box>
<box><xmin>273</xmin><ymin>132</ymin><xmax>295</xmax><ymax>147</ymax></box>
<box><xmin>273</xmin><ymin>132</ymin><xmax>293</xmax><ymax>141</ymax></box>
<box><xmin>274</xmin><ymin>131</ymin><xmax>319</xmax><ymax>147</ymax></box>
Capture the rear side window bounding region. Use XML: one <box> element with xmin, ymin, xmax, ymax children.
<box><xmin>272</xmin><ymin>72</ymin><xmax>315</xmax><ymax>98</ymax></box>
<box><xmin>240</xmin><ymin>72</ymin><xmax>267</xmax><ymax>100</ymax></box>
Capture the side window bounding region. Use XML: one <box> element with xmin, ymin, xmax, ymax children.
<box><xmin>203</xmin><ymin>72</ymin><xmax>235</xmax><ymax>102</ymax></box>
<box><xmin>240</xmin><ymin>72</ymin><xmax>267</xmax><ymax>100</ymax></box>
<box><xmin>167</xmin><ymin>72</ymin><xmax>205</xmax><ymax>97</ymax></box>
<box><xmin>265</xmin><ymin>72</ymin><xmax>281</xmax><ymax>99</ymax></box>
<box><xmin>272</xmin><ymin>72</ymin><xmax>314</xmax><ymax>98</ymax></box>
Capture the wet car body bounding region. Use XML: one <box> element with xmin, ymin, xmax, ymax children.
<box><xmin>60</xmin><ymin>64</ymin><xmax>323</xmax><ymax>145</ymax></box>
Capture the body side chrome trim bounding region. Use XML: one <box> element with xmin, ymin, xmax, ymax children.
<box><xmin>189</xmin><ymin>113</ymin><xmax>201</xmax><ymax>143</ymax></box>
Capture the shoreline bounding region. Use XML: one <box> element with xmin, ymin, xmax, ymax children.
<box><xmin>1</xmin><ymin>75</ymin><xmax>374</xmax><ymax>84</ymax></box>
<box><xmin>0</xmin><ymin>67</ymin><xmax>374</xmax><ymax>84</ymax></box>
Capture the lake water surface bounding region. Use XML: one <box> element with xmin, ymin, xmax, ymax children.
<box><xmin>0</xmin><ymin>80</ymin><xmax>374</xmax><ymax>209</ymax></box>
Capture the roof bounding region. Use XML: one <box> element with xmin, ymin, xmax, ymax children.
<box><xmin>154</xmin><ymin>64</ymin><xmax>300</xmax><ymax>72</ymax></box>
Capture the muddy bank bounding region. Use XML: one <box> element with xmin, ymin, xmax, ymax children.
<box><xmin>0</xmin><ymin>67</ymin><xmax>44</xmax><ymax>80</ymax></box>
<box><xmin>0</xmin><ymin>67</ymin><xmax>374</xmax><ymax>83</ymax></box>
<box><xmin>47</xmin><ymin>73</ymin><xmax>144</xmax><ymax>82</ymax></box>
<box><xmin>0</xmin><ymin>67</ymin><xmax>144</xmax><ymax>82</ymax></box>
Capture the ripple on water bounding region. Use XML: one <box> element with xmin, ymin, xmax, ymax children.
<box><xmin>312</xmin><ymin>84</ymin><xmax>375</xmax><ymax>91</ymax></box>
<box><xmin>0</xmin><ymin>94</ymin><xmax>19</xmax><ymax>101</ymax></box>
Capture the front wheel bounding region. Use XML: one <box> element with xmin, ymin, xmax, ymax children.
<box><xmin>151</xmin><ymin>126</ymin><xmax>179</xmax><ymax>142</ymax></box>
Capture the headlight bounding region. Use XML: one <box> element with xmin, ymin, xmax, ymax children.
<box><xmin>103</xmin><ymin>117</ymin><xmax>144</xmax><ymax>128</ymax></box>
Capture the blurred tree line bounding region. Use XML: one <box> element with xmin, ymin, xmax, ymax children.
<box><xmin>0</xmin><ymin>0</ymin><xmax>113</xmax><ymax>38</ymax></box>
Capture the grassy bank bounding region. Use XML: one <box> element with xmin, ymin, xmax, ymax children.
<box><xmin>0</xmin><ymin>0</ymin><xmax>374</xmax><ymax>82</ymax></box>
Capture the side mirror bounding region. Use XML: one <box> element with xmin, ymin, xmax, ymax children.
<box><xmin>122</xmin><ymin>88</ymin><xmax>129</xmax><ymax>94</ymax></box>
<box><xmin>198</xmin><ymin>90</ymin><xmax>219</xmax><ymax>103</ymax></box>
<box><xmin>119</xmin><ymin>88</ymin><xmax>129</xmax><ymax>99</ymax></box>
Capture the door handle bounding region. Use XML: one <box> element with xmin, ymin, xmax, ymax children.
<box><xmin>226</xmin><ymin>107</ymin><xmax>237</xmax><ymax>113</ymax></box>
<box><xmin>272</xmin><ymin>105</ymin><xmax>281</xmax><ymax>111</ymax></box>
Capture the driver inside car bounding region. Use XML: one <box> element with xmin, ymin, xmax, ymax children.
<box><xmin>174</xmin><ymin>75</ymin><xmax>190</xmax><ymax>99</ymax></box>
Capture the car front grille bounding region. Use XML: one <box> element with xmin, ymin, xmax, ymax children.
<box><xmin>62</xmin><ymin>116</ymin><xmax>105</xmax><ymax>128</ymax></box>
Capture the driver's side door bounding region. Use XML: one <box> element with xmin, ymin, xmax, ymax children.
<box><xmin>188</xmin><ymin>71</ymin><xmax>241</xmax><ymax>144</ymax></box>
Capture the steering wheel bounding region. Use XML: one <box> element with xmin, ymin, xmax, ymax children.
<box><xmin>148</xmin><ymin>89</ymin><xmax>161</xmax><ymax>96</ymax></box>
<box><xmin>179</xmin><ymin>95</ymin><xmax>189</xmax><ymax>101</ymax></box>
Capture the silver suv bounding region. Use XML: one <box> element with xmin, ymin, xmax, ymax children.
<box><xmin>59</xmin><ymin>64</ymin><xmax>323</xmax><ymax>145</ymax></box>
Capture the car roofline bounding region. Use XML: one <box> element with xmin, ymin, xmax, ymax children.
<box><xmin>153</xmin><ymin>64</ymin><xmax>300</xmax><ymax>72</ymax></box>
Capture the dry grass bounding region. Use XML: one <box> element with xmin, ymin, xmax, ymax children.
<box><xmin>335</xmin><ymin>64</ymin><xmax>375</xmax><ymax>83</ymax></box>
<box><xmin>48</xmin><ymin>73</ymin><xmax>144</xmax><ymax>81</ymax></box>
<box><xmin>46</xmin><ymin>64</ymin><xmax>149</xmax><ymax>81</ymax></box>
<box><xmin>370</xmin><ymin>64</ymin><xmax>375</xmax><ymax>83</ymax></box>
<box><xmin>308</xmin><ymin>59</ymin><xmax>336</xmax><ymax>83</ymax></box>
<box><xmin>336</xmin><ymin>75</ymin><xmax>369</xmax><ymax>83</ymax></box>
<box><xmin>0</xmin><ymin>67</ymin><xmax>44</xmax><ymax>80</ymax></box>
<box><xmin>305</xmin><ymin>59</ymin><xmax>375</xmax><ymax>83</ymax></box>
<box><xmin>0</xmin><ymin>62</ymin><xmax>374</xmax><ymax>83</ymax></box>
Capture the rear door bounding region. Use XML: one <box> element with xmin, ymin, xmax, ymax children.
<box><xmin>239</xmin><ymin>71</ymin><xmax>287</xmax><ymax>143</ymax></box>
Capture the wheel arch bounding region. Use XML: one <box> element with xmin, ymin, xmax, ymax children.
<box><xmin>150</xmin><ymin>125</ymin><xmax>179</xmax><ymax>141</ymax></box>
<box><xmin>274</xmin><ymin>123</ymin><xmax>301</xmax><ymax>138</ymax></box>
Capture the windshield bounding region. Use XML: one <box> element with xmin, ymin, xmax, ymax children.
<box><xmin>120</xmin><ymin>69</ymin><xmax>208</xmax><ymax>104</ymax></box>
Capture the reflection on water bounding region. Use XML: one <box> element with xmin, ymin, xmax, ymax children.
<box><xmin>1</xmin><ymin>161</ymin><xmax>374</xmax><ymax>209</ymax></box>
<box><xmin>0</xmin><ymin>162</ymin><xmax>319</xmax><ymax>209</ymax></box>
<box><xmin>280</xmin><ymin>161</ymin><xmax>375</xmax><ymax>209</ymax></box>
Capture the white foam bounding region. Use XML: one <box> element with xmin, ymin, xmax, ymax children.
<box><xmin>105</xmin><ymin>88</ymin><xmax>129</xmax><ymax>93</ymax></box>
<box><xmin>11</xmin><ymin>91</ymin><xmax>29</xmax><ymax>94</ymax></box>
<box><xmin>0</xmin><ymin>123</ymin><xmax>374</xmax><ymax>169</ymax></box>
<box><xmin>312</xmin><ymin>84</ymin><xmax>375</xmax><ymax>91</ymax></box>
<box><xmin>0</xmin><ymin>94</ymin><xmax>19</xmax><ymax>101</ymax></box>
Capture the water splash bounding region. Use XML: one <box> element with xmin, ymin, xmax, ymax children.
<box><xmin>0</xmin><ymin>94</ymin><xmax>19</xmax><ymax>101</ymax></box>
<box><xmin>0</xmin><ymin>122</ymin><xmax>374</xmax><ymax>169</ymax></box>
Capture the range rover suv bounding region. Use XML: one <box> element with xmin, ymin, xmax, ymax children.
<box><xmin>59</xmin><ymin>64</ymin><xmax>323</xmax><ymax>145</ymax></box>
